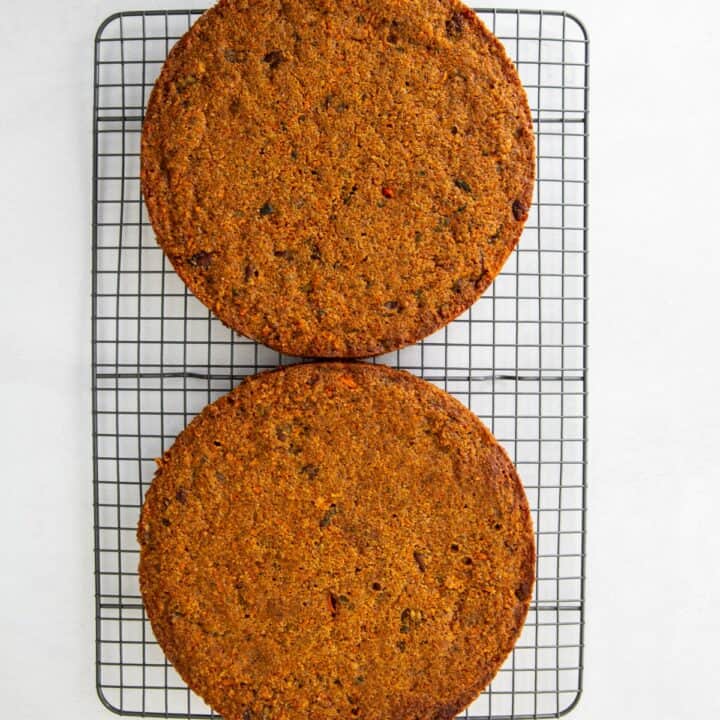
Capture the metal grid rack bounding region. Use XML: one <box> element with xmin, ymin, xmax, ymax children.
<box><xmin>92</xmin><ymin>8</ymin><xmax>588</xmax><ymax>719</ymax></box>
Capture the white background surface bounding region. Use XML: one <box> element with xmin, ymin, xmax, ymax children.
<box><xmin>1</xmin><ymin>0</ymin><xmax>719</xmax><ymax>718</ymax></box>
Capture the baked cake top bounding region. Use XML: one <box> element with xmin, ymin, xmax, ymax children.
<box><xmin>141</xmin><ymin>0</ymin><xmax>534</xmax><ymax>357</ymax></box>
<box><xmin>138</xmin><ymin>362</ymin><xmax>535</xmax><ymax>720</ymax></box>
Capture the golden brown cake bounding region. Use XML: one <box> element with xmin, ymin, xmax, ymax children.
<box><xmin>138</xmin><ymin>362</ymin><xmax>535</xmax><ymax>720</ymax></box>
<box><xmin>141</xmin><ymin>0</ymin><xmax>535</xmax><ymax>357</ymax></box>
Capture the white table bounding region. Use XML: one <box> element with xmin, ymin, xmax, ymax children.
<box><xmin>1</xmin><ymin>0</ymin><xmax>718</xmax><ymax>718</ymax></box>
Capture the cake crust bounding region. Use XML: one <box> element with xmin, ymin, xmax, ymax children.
<box><xmin>138</xmin><ymin>362</ymin><xmax>535</xmax><ymax>720</ymax></box>
<box><xmin>141</xmin><ymin>0</ymin><xmax>535</xmax><ymax>357</ymax></box>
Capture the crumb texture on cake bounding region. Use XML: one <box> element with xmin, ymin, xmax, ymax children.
<box><xmin>141</xmin><ymin>0</ymin><xmax>535</xmax><ymax>357</ymax></box>
<box><xmin>138</xmin><ymin>362</ymin><xmax>535</xmax><ymax>720</ymax></box>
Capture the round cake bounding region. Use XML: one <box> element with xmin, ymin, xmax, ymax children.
<box><xmin>141</xmin><ymin>0</ymin><xmax>535</xmax><ymax>357</ymax></box>
<box><xmin>138</xmin><ymin>362</ymin><xmax>535</xmax><ymax>720</ymax></box>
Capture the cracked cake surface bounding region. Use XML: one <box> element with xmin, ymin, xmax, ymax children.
<box><xmin>138</xmin><ymin>362</ymin><xmax>535</xmax><ymax>720</ymax></box>
<box><xmin>141</xmin><ymin>0</ymin><xmax>535</xmax><ymax>357</ymax></box>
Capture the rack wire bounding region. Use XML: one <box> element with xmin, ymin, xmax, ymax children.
<box><xmin>92</xmin><ymin>7</ymin><xmax>588</xmax><ymax>719</ymax></box>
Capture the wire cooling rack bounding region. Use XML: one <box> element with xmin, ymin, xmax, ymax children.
<box><xmin>92</xmin><ymin>7</ymin><xmax>588</xmax><ymax>719</ymax></box>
